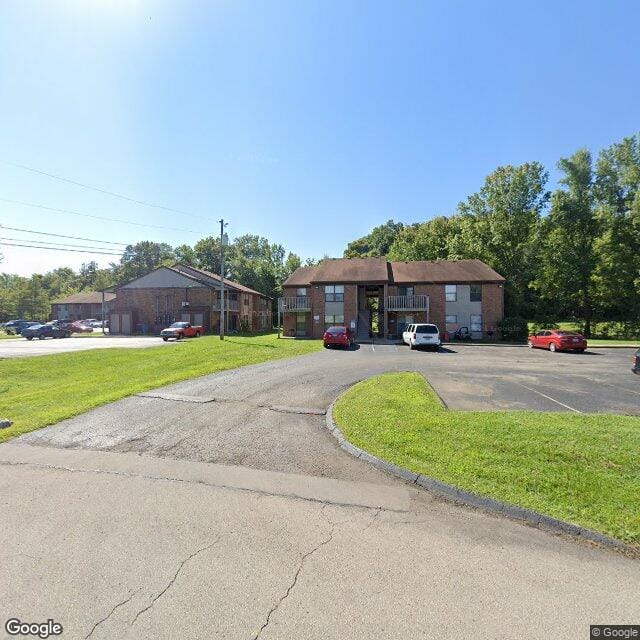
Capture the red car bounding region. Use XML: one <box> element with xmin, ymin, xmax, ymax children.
<box><xmin>323</xmin><ymin>326</ymin><xmax>355</xmax><ymax>349</ymax></box>
<box><xmin>528</xmin><ymin>329</ymin><xmax>587</xmax><ymax>353</ymax></box>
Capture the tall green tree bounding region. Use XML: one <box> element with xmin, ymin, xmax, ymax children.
<box><xmin>456</xmin><ymin>163</ymin><xmax>549</xmax><ymax>316</ymax></box>
<box><xmin>389</xmin><ymin>217</ymin><xmax>463</xmax><ymax>261</ymax></box>
<box><xmin>536</xmin><ymin>150</ymin><xmax>599</xmax><ymax>335</ymax></box>
<box><xmin>593</xmin><ymin>134</ymin><xmax>640</xmax><ymax>321</ymax></box>
<box><xmin>344</xmin><ymin>220</ymin><xmax>404</xmax><ymax>258</ymax></box>
<box><xmin>114</xmin><ymin>241</ymin><xmax>175</xmax><ymax>282</ymax></box>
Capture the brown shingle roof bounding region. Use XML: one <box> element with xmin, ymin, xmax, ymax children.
<box><xmin>390</xmin><ymin>259</ymin><xmax>505</xmax><ymax>283</ymax></box>
<box><xmin>52</xmin><ymin>291</ymin><xmax>116</xmax><ymax>305</ymax></box>
<box><xmin>284</xmin><ymin>258</ymin><xmax>389</xmax><ymax>285</ymax></box>
<box><xmin>172</xmin><ymin>264</ymin><xmax>269</xmax><ymax>297</ymax></box>
<box><xmin>284</xmin><ymin>258</ymin><xmax>504</xmax><ymax>286</ymax></box>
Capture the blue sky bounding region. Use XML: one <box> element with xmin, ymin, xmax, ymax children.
<box><xmin>1</xmin><ymin>0</ymin><xmax>639</xmax><ymax>276</ymax></box>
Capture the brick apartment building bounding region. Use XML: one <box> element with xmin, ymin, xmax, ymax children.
<box><xmin>51</xmin><ymin>291</ymin><xmax>117</xmax><ymax>322</ymax></box>
<box><xmin>280</xmin><ymin>257</ymin><xmax>504</xmax><ymax>340</ymax></box>
<box><xmin>109</xmin><ymin>263</ymin><xmax>272</xmax><ymax>335</ymax></box>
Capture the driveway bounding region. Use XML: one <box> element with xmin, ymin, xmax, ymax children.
<box><xmin>1</xmin><ymin>345</ymin><xmax>638</xmax><ymax>639</ymax></box>
<box><xmin>0</xmin><ymin>335</ymin><xmax>178</xmax><ymax>358</ymax></box>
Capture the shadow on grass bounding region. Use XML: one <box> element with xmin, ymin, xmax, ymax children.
<box><xmin>224</xmin><ymin>339</ymin><xmax>277</xmax><ymax>348</ymax></box>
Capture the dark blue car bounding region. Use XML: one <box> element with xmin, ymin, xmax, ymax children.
<box><xmin>22</xmin><ymin>322</ymin><xmax>72</xmax><ymax>340</ymax></box>
<box><xmin>3</xmin><ymin>320</ymin><xmax>40</xmax><ymax>335</ymax></box>
<box><xmin>633</xmin><ymin>348</ymin><xmax>640</xmax><ymax>375</ymax></box>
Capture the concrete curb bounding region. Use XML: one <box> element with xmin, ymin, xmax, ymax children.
<box><xmin>325</xmin><ymin>395</ymin><xmax>634</xmax><ymax>553</ymax></box>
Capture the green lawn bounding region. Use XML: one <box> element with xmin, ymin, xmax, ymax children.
<box><xmin>0</xmin><ymin>333</ymin><xmax>322</xmax><ymax>443</ymax></box>
<box><xmin>334</xmin><ymin>372</ymin><xmax>640</xmax><ymax>545</ymax></box>
<box><xmin>0</xmin><ymin>332</ymin><xmax>20</xmax><ymax>340</ymax></box>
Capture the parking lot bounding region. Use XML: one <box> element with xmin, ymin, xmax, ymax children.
<box><xmin>358</xmin><ymin>343</ymin><xmax>640</xmax><ymax>415</ymax></box>
<box><xmin>0</xmin><ymin>335</ymin><xmax>178</xmax><ymax>358</ymax></box>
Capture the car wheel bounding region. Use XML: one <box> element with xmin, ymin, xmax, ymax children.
<box><xmin>26</xmin><ymin>336</ymin><xmax>33</xmax><ymax>341</ymax></box>
<box><xmin>410</xmin><ymin>342</ymin><xmax>415</xmax><ymax>350</ymax></box>
<box><xmin>527</xmin><ymin>340</ymin><xmax>533</xmax><ymax>349</ymax></box>
<box><xmin>38</xmin><ymin>334</ymin><xmax>45</xmax><ymax>340</ymax></box>
<box><xmin>549</xmin><ymin>342</ymin><xmax>557</xmax><ymax>352</ymax></box>
<box><xmin>576</xmin><ymin>349</ymin><xmax>585</xmax><ymax>353</ymax></box>
<box><xmin>162</xmin><ymin>337</ymin><xmax>168</xmax><ymax>342</ymax></box>
<box><xmin>177</xmin><ymin>333</ymin><xmax>183</xmax><ymax>340</ymax></box>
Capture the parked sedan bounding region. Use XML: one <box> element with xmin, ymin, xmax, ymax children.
<box><xmin>402</xmin><ymin>323</ymin><xmax>441</xmax><ymax>350</ymax></box>
<box><xmin>323</xmin><ymin>326</ymin><xmax>355</xmax><ymax>349</ymax></box>
<box><xmin>3</xmin><ymin>320</ymin><xmax>40</xmax><ymax>335</ymax></box>
<box><xmin>22</xmin><ymin>322</ymin><xmax>72</xmax><ymax>340</ymax></box>
<box><xmin>528</xmin><ymin>329</ymin><xmax>587</xmax><ymax>353</ymax></box>
<box><xmin>70</xmin><ymin>320</ymin><xmax>93</xmax><ymax>333</ymax></box>
<box><xmin>633</xmin><ymin>348</ymin><xmax>640</xmax><ymax>375</ymax></box>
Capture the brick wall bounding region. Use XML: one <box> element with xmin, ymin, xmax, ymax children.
<box><xmin>112</xmin><ymin>286</ymin><xmax>270</xmax><ymax>335</ymax></box>
<box><xmin>482</xmin><ymin>283</ymin><xmax>504</xmax><ymax>335</ymax></box>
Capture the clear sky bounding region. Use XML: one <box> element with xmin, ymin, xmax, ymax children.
<box><xmin>1</xmin><ymin>0</ymin><xmax>639</xmax><ymax>276</ymax></box>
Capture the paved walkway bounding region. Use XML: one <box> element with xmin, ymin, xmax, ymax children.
<box><xmin>1</xmin><ymin>346</ymin><xmax>638</xmax><ymax>639</ymax></box>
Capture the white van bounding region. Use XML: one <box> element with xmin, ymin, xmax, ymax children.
<box><xmin>402</xmin><ymin>323</ymin><xmax>441</xmax><ymax>350</ymax></box>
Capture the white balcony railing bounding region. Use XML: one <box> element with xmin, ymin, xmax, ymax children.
<box><xmin>279</xmin><ymin>296</ymin><xmax>311</xmax><ymax>312</ymax></box>
<box><xmin>387</xmin><ymin>295</ymin><xmax>429</xmax><ymax>311</ymax></box>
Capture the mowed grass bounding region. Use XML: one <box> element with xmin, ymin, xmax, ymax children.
<box><xmin>334</xmin><ymin>372</ymin><xmax>640</xmax><ymax>545</ymax></box>
<box><xmin>0</xmin><ymin>333</ymin><xmax>322</xmax><ymax>443</ymax></box>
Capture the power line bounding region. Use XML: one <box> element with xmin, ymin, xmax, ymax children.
<box><xmin>0</xmin><ymin>197</ymin><xmax>205</xmax><ymax>234</ymax></box>
<box><xmin>0</xmin><ymin>241</ymin><xmax>122</xmax><ymax>256</ymax></box>
<box><xmin>0</xmin><ymin>236</ymin><xmax>125</xmax><ymax>252</ymax></box>
<box><xmin>1</xmin><ymin>159</ymin><xmax>214</xmax><ymax>223</ymax></box>
<box><xmin>0</xmin><ymin>225</ymin><xmax>129</xmax><ymax>247</ymax></box>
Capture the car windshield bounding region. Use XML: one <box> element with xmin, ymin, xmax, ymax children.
<box><xmin>415</xmin><ymin>325</ymin><xmax>438</xmax><ymax>334</ymax></box>
<box><xmin>170</xmin><ymin>322</ymin><xmax>189</xmax><ymax>328</ymax></box>
<box><xmin>326</xmin><ymin>327</ymin><xmax>346</xmax><ymax>334</ymax></box>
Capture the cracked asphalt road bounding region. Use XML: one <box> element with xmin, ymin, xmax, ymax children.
<box><xmin>1</xmin><ymin>345</ymin><xmax>639</xmax><ymax>639</ymax></box>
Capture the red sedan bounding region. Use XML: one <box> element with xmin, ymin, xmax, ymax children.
<box><xmin>323</xmin><ymin>326</ymin><xmax>355</xmax><ymax>349</ymax></box>
<box><xmin>528</xmin><ymin>329</ymin><xmax>587</xmax><ymax>353</ymax></box>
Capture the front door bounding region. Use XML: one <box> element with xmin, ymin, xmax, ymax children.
<box><xmin>295</xmin><ymin>312</ymin><xmax>308</xmax><ymax>337</ymax></box>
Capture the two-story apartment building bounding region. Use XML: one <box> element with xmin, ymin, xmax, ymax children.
<box><xmin>51</xmin><ymin>291</ymin><xmax>116</xmax><ymax>322</ymax></box>
<box><xmin>280</xmin><ymin>257</ymin><xmax>504</xmax><ymax>340</ymax></box>
<box><xmin>109</xmin><ymin>263</ymin><xmax>272</xmax><ymax>335</ymax></box>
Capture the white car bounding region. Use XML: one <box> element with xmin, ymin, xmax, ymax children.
<box><xmin>402</xmin><ymin>323</ymin><xmax>441</xmax><ymax>350</ymax></box>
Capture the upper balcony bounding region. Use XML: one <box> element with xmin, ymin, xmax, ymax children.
<box><xmin>279</xmin><ymin>296</ymin><xmax>311</xmax><ymax>312</ymax></box>
<box><xmin>387</xmin><ymin>294</ymin><xmax>429</xmax><ymax>311</ymax></box>
<box><xmin>210</xmin><ymin>299</ymin><xmax>239</xmax><ymax>312</ymax></box>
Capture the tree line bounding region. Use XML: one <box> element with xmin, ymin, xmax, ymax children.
<box><xmin>2</xmin><ymin>132</ymin><xmax>638</xmax><ymax>336</ymax></box>
<box><xmin>345</xmin><ymin>133</ymin><xmax>640</xmax><ymax>337</ymax></box>
<box><xmin>0</xmin><ymin>235</ymin><xmax>306</xmax><ymax>322</ymax></box>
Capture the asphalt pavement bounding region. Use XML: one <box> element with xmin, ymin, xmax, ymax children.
<box><xmin>1</xmin><ymin>344</ymin><xmax>638</xmax><ymax>639</ymax></box>
<box><xmin>0</xmin><ymin>335</ymin><xmax>178</xmax><ymax>358</ymax></box>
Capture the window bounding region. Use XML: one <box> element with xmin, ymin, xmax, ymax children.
<box><xmin>243</xmin><ymin>294</ymin><xmax>249</xmax><ymax>306</ymax></box>
<box><xmin>471</xmin><ymin>314</ymin><xmax>483</xmax><ymax>332</ymax></box>
<box><xmin>325</xmin><ymin>285</ymin><xmax>344</xmax><ymax>302</ymax></box>
<box><xmin>296</xmin><ymin>288</ymin><xmax>307</xmax><ymax>297</ymax></box>
<box><xmin>470</xmin><ymin>284</ymin><xmax>482</xmax><ymax>302</ymax></box>
<box><xmin>324</xmin><ymin>314</ymin><xmax>344</xmax><ymax>329</ymax></box>
<box><xmin>398</xmin><ymin>286</ymin><xmax>414</xmax><ymax>298</ymax></box>
<box><xmin>445</xmin><ymin>315</ymin><xmax>457</xmax><ymax>324</ymax></box>
<box><xmin>445</xmin><ymin>285</ymin><xmax>457</xmax><ymax>302</ymax></box>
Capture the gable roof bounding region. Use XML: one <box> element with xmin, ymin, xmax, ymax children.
<box><xmin>390</xmin><ymin>259</ymin><xmax>505</xmax><ymax>283</ymax></box>
<box><xmin>283</xmin><ymin>258</ymin><xmax>389</xmax><ymax>286</ymax></box>
<box><xmin>172</xmin><ymin>264</ymin><xmax>269</xmax><ymax>297</ymax></box>
<box><xmin>52</xmin><ymin>291</ymin><xmax>116</xmax><ymax>305</ymax></box>
<box><xmin>284</xmin><ymin>258</ymin><xmax>505</xmax><ymax>286</ymax></box>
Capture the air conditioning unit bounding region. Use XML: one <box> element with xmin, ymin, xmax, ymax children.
<box><xmin>181</xmin><ymin>301</ymin><xmax>190</xmax><ymax>307</ymax></box>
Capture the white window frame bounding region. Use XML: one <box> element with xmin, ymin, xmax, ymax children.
<box><xmin>471</xmin><ymin>314</ymin><xmax>483</xmax><ymax>332</ymax></box>
<box><xmin>445</xmin><ymin>284</ymin><xmax>457</xmax><ymax>302</ymax></box>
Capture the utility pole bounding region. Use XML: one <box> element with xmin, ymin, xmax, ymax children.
<box><xmin>219</xmin><ymin>219</ymin><xmax>228</xmax><ymax>340</ymax></box>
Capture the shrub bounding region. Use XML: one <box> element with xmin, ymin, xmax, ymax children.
<box><xmin>497</xmin><ymin>317</ymin><xmax>529</xmax><ymax>342</ymax></box>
